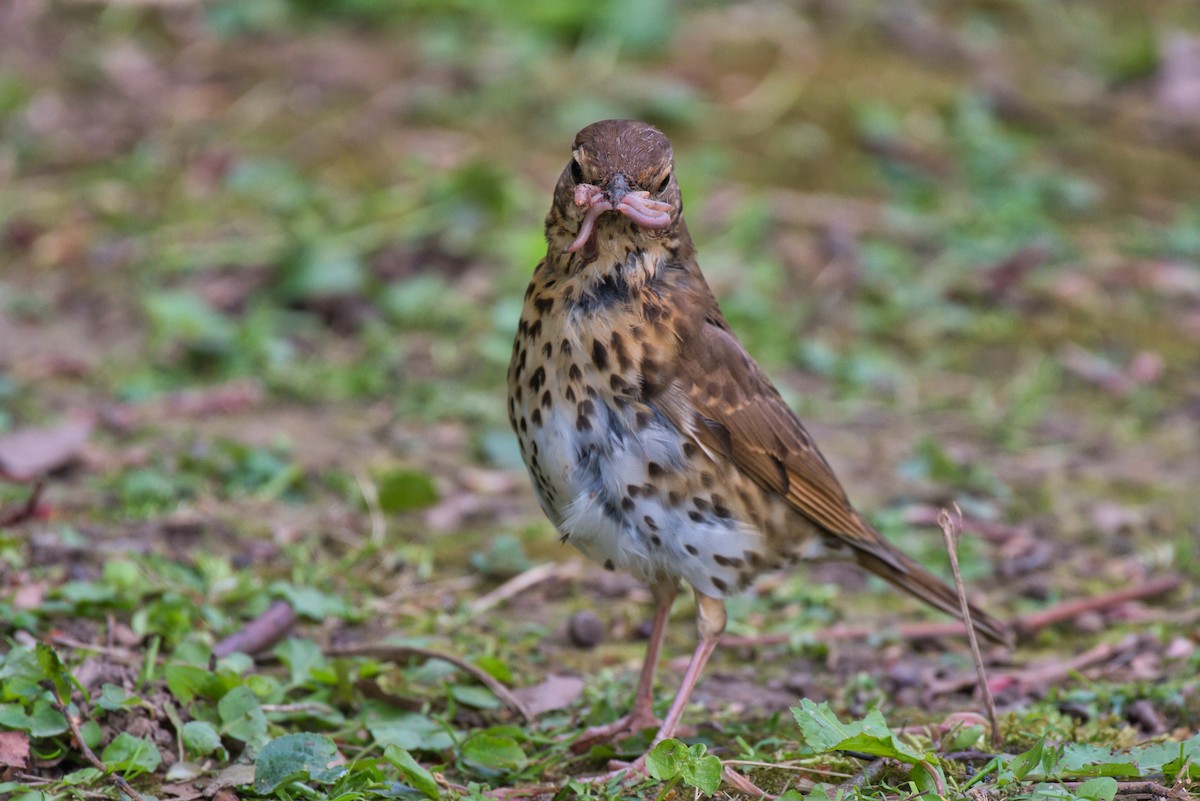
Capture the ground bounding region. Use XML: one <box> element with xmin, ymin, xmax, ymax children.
<box><xmin>0</xmin><ymin>2</ymin><xmax>1199</xmax><ymax>800</ymax></box>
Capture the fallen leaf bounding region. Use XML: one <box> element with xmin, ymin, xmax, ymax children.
<box><xmin>205</xmin><ymin>762</ymin><xmax>256</xmax><ymax>796</ymax></box>
<box><xmin>0</xmin><ymin>417</ymin><xmax>93</xmax><ymax>481</ymax></box>
<box><xmin>161</xmin><ymin>781</ymin><xmax>206</xmax><ymax>800</ymax></box>
<box><xmin>0</xmin><ymin>730</ymin><xmax>30</xmax><ymax>769</ymax></box>
<box><xmin>511</xmin><ymin>674</ymin><xmax>585</xmax><ymax>717</ymax></box>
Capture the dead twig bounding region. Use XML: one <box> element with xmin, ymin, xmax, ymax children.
<box><xmin>0</xmin><ymin>478</ymin><xmax>45</xmax><ymax>527</ymax></box>
<box><xmin>259</xmin><ymin>702</ymin><xmax>336</xmax><ymax>715</ymax></box>
<box><xmin>48</xmin><ymin>635</ymin><xmax>141</xmax><ymax>665</ymax></box>
<box><xmin>329</xmin><ymin>643</ymin><xmax>533</xmax><ymax>722</ymax></box>
<box><xmin>721</xmin><ymin>574</ymin><xmax>1182</xmax><ymax>648</ymax></box>
<box><xmin>212</xmin><ymin>599</ymin><xmax>297</xmax><ymax>658</ymax></box>
<box><xmin>843</xmin><ymin>757</ymin><xmax>890</xmax><ymax>790</ymax></box>
<box><xmin>938</xmin><ymin>504</ymin><xmax>1001</xmax><ymax>751</ymax></box>
<box><xmin>468</xmin><ymin>561</ymin><xmax>583</xmax><ymax>614</ymax></box>
<box><xmin>721</xmin><ymin>618</ymin><xmax>978</xmax><ymax>646</ymax></box>
<box><xmin>720</xmin><ymin>764</ymin><xmax>770</xmax><ymax>798</ymax></box>
<box><xmin>1005</xmin><ymin>636</ymin><xmax>1133</xmax><ymax>692</ymax></box>
<box><xmin>1012</xmin><ymin>576</ymin><xmax>1182</xmax><ymax>639</ymax></box>
<box><xmin>47</xmin><ymin>684</ymin><xmax>147</xmax><ymax>801</ymax></box>
<box><xmin>484</xmin><ymin>783</ymin><xmax>561</xmax><ymax>799</ymax></box>
<box><xmin>1065</xmin><ymin>780</ymin><xmax>1192</xmax><ymax>801</ymax></box>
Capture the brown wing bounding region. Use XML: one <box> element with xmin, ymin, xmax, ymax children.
<box><xmin>660</xmin><ymin>316</ymin><xmax>1010</xmax><ymax>644</ymax></box>
<box><xmin>666</xmin><ymin>317</ymin><xmax>896</xmax><ymax>558</ymax></box>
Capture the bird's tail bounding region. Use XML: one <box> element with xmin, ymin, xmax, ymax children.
<box><xmin>853</xmin><ymin>540</ymin><xmax>1011</xmax><ymax>646</ymax></box>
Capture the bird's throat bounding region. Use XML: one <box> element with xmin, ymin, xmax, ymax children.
<box><xmin>560</xmin><ymin>242</ymin><xmax>665</xmax><ymax>314</ymax></box>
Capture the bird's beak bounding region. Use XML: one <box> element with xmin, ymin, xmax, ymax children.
<box><xmin>564</xmin><ymin>173</ymin><xmax>673</xmax><ymax>255</ymax></box>
<box><xmin>605</xmin><ymin>172</ymin><xmax>631</xmax><ymax>208</ymax></box>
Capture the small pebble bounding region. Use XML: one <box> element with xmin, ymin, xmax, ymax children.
<box><xmin>886</xmin><ymin>662</ymin><xmax>922</xmax><ymax>689</ymax></box>
<box><xmin>567</xmin><ymin>610</ymin><xmax>605</xmax><ymax>649</ymax></box>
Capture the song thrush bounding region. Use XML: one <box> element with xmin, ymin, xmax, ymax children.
<box><xmin>507</xmin><ymin>119</ymin><xmax>1007</xmax><ymax>776</ymax></box>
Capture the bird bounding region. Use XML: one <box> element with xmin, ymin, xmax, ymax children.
<box><xmin>506</xmin><ymin>119</ymin><xmax>1008</xmax><ymax>780</ymax></box>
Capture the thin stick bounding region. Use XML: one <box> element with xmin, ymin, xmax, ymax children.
<box><xmin>721</xmin><ymin>574</ymin><xmax>1180</xmax><ymax>647</ymax></box>
<box><xmin>938</xmin><ymin>504</ymin><xmax>1001</xmax><ymax>751</ymax></box>
<box><xmin>1012</xmin><ymin>575</ymin><xmax>1181</xmax><ymax>637</ymax></box>
<box><xmin>212</xmin><ymin>599</ymin><xmax>297</xmax><ymax>658</ymax></box>
<box><xmin>0</xmin><ymin>479</ymin><xmax>45</xmax><ymax>527</ymax></box>
<box><xmin>329</xmin><ymin>643</ymin><xmax>533</xmax><ymax>722</ymax></box>
<box><xmin>722</xmin><ymin>759</ymin><xmax>852</xmax><ymax>778</ymax></box>
<box><xmin>48</xmin><ymin>685</ymin><xmax>147</xmax><ymax>801</ymax></box>
<box><xmin>468</xmin><ymin>561</ymin><xmax>582</xmax><ymax>614</ymax></box>
<box><xmin>48</xmin><ymin>635</ymin><xmax>142</xmax><ymax>665</ymax></box>
<box><xmin>1063</xmin><ymin>780</ymin><xmax>1192</xmax><ymax>801</ymax></box>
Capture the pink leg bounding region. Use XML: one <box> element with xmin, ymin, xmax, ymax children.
<box><xmin>584</xmin><ymin>591</ymin><xmax>766</xmax><ymax>796</ymax></box>
<box><xmin>648</xmin><ymin>591</ymin><xmax>724</xmax><ymax>745</ymax></box>
<box><xmin>571</xmin><ymin>584</ymin><xmax>677</xmax><ymax>752</ymax></box>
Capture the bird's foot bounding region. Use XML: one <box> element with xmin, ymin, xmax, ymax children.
<box><xmin>569</xmin><ymin>707</ymin><xmax>661</xmax><ymax>754</ymax></box>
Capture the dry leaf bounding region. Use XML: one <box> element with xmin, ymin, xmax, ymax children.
<box><xmin>511</xmin><ymin>674</ymin><xmax>585</xmax><ymax>717</ymax></box>
<box><xmin>0</xmin><ymin>730</ymin><xmax>30</xmax><ymax>769</ymax></box>
<box><xmin>0</xmin><ymin>417</ymin><xmax>93</xmax><ymax>480</ymax></box>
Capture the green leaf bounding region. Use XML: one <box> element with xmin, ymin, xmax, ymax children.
<box><xmin>1159</xmin><ymin>735</ymin><xmax>1200</xmax><ymax>780</ymax></box>
<box><xmin>384</xmin><ymin>745</ymin><xmax>440</xmax><ymax>799</ymax></box>
<box><xmin>1056</xmin><ymin>743</ymin><xmax>1138</xmax><ymax>779</ymax></box>
<box><xmin>218</xmin><ymin>686</ymin><xmax>268</xmax><ymax>745</ymax></box>
<box><xmin>60</xmin><ymin>766</ymin><xmax>103</xmax><ymax>785</ymax></box>
<box><xmin>645</xmin><ymin>738</ymin><xmax>684</xmax><ymax>780</ymax></box>
<box><xmin>909</xmin><ymin>762</ymin><xmax>945</xmax><ymax>801</ymax></box>
<box><xmin>182</xmin><ymin>721</ymin><xmax>223</xmax><ymax>757</ymax></box>
<box><xmin>97</xmin><ymin>684</ymin><xmax>141</xmax><ymax>711</ymax></box>
<box><xmin>273</xmin><ymin>584</ymin><xmax>351</xmax><ymax>620</ymax></box>
<box><xmin>79</xmin><ymin>719</ymin><xmax>102</xmax><ymax>749</ymax></box>
<box><xmin>0</xmin><ymin>647</ymin><xmax>46</xmax><ymax>701</ymax></box>
<box><xmin>144</xmin><ymin>291</ymin><xmax>235</xmax><ymax>351</ymax></box>
<box><xmin>943</xmin><ymin>724</ymin><xmax>985</xmax><ymax>752</ymax></box>
<box><xmin>165</xmin><ymin>664</ymin><xmax>217</xmax><ymax>703</ymax></box>
<box><xmin>468</xmin><ymin>535</ymin><xmax>531</xmax><ymax>579</ymax></box>
<box><xmin>472</xmin><ymin>655</ymin><xmax>512</xmax><ymax>684</ymax></box>
<box><xmin>792</xmin><ymin>700</ymin><xmax>931</xmax><ymax>765</ymax></box>
<box><xmin>681</xmin><ymin>746</ymin><xmax>722</xmax><ymax>795</ymax></box>
<box><xmin>363</xmin><ymin>702</ymin><xmax>456</xmax><ymax>752</ymax></box>
<box><xmin>375</xmin><ymin>468</ymin><xmax>439</xmax><ymax>512</ymax></box>
<box><xmin>5</xmin><ymin>698</ymin><xmax>72</xmax><ymax>737</ymax></box>
<box><xmin>277</xmin><ymin>242</ymin><xmax>366</xmax><ymax>301</ymax></box>
<box><xmin>253</xmin><ymin>732</ymin><xmax>345</xmax><ymax>794</ymax></box>
<box><xmin>1074</xmin><ymin>776</ymin><xmax>1118</xmax><ymax>801</ymax></box>
<box><xmin>449</xmin><ymin>683</ymin><xmax>502</xmax><ymax>710</ymax></box>
<box><xmin>645</xmin><ymin>739</ymin><xmax>722</xmax><ymax>795</ymax></box>
<box><xmin>459</xmin><ymin>732</ymin><xmax>527</xmax><ymax>773</ymax></box>
<box><xmin>275</xmin><ymin>638</ymin><xmax>325</xmax><ymax>686</ymax></box>
<box><xmin>101</xmin><ymin>733</ymin><xmax>162</xmax><ymax>777</ymax></box>
<box><xmin>35</xmin><ymin>643</ymin><xmax>72</xmax><ymax>701</ymax></box>
<box><xmin>1010</xmin><ymin>736</ymin><xmax>1046</xmax><ymax>781</ymax></box>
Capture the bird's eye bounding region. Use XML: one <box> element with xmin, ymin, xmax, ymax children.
<box><xmin>656</xmin><ymin>172</ymin><xmax>671</xmax><ymax>194</ymax></box>
<box><xmin>569</xmin><ymin>158</ymin><xmax>584</xmax><ymax>184</ymax></box>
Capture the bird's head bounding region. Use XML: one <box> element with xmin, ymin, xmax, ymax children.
<box><xmin>552</xmin><ymin>119</ymin><xmax>681</xmax><ymax>262</ymax></box>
